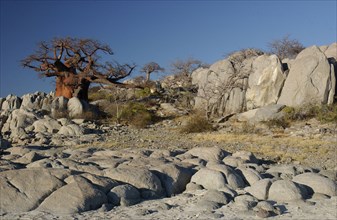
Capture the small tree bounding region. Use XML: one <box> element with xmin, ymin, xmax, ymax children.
<box><xmin>170</xmin><ymin>58</ymin><xmax>207</xmax><ymax>77</ymax></box>
<box><xmin>268</xmin><ymin>35</ymin><xmax>305</xmax><ymax>60</ymax></box>
<box><xmin>21</xmin><ymin>37</ymin><xmax>136</xmax><ymax>101</ymax></box>
<box><xmin>167</xmin><ymin>58</ymin><xmax>209</xmax><ymax>88</ymax></box>
<box><xmin>140</xmin><ymin>62</ymin><xmax>164</xmax><ymax>82</ymax></box>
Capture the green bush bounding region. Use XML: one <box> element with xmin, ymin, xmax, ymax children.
<box><xmin>135</xmin><ymin>87</ymin><xmax>152</xmax><ymax>99</ymax></box>
<box><xmin>88</xmin><ymin>90</ymin><xmax>110</xmax><ymax>102</ymax></box>
<box><xmin>180</xmin><ymin>112</ymin><xmax>214</xmax><ymax>133</ymax></box>
<box><xmin>117</xmin><ymin>102</ymin><xmax>155</xmax><ymax>128</ymax></box>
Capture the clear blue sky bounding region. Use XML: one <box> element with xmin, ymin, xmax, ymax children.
<box><xmin>1</xmin><ymin>0</ymin><xmax>336</xmax><ymax>97</ymax></box>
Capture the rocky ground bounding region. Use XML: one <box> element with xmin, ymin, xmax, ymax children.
<box><xmin>2</xmin><ymin>41</ymin><xmax>337</xmax><ymax>219</ymax></box>
<box><xmin>1</xmin><ymin>118</ymin><xmax>336</xmax><ymax>220</ymax></box>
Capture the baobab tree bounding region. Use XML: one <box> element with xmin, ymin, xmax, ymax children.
<box><xmin>21</xmin><ymin>37</ymin><xmax>136</xmax><ymax>101</ymax></box>
<box><xmin>140</xmin><ymin>62</ymin><xmax>165</xmax><ymax>82</ymax></box>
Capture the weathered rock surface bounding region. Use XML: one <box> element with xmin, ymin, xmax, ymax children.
<box><xmin>1</xmin><ymin>94</ymin><xmax>22</xmax><ymax>111</ymax></box>
<box><xmin>232</xmin><ymin>151</ymin><xmax>259</xmax><ymax>164</ymax></box>
<box><xmin>20</xmin><ymin>92</ymin><xmax>52</xmax><ymax>111</ymax></box>
<box><xmin>202</xmin><ymin>189</ymin><xmax>231</xmax><ymax>205</ymax></box>
<box><xmin>245</xmin><ymin>178</ymin><xmax>272</xmax><ymax>200</ymax></box>
<box><xmin>192</xmin><ymin>43</ymin><xmax>336</xmax><ymax>116</ymax></box>
<box><xmin>268</xmin><ymin>180</ymin><xmax>307</xmax><ymax>202</ymax></box>
<box><xmin>1</xmin><ymin>109</ymin><xmax>38</xmax><ymax>134</ymax></box>
<box><xmin>57</xmin><ymin>124</ymin><xmax>84</xmax><ymax>136</ymax></box>
<box><xmin>32</xmin><ymin>117</ymin><xmax>61</xmax><ymax>133</ymax></box>
<box><xmin>233</xmin><ymin>194</ymin><xmax>258</xmax><ymax>211</ymax></box>
<box><xmin>38</xmin><ymin>175</ymin><xmax>107</xmax><ymax>214</ymax></box>
<box><xmin>107</xmin><ymin>184</ymin><xmax>141</xmax><ymax>206</ymax></box>
<box><xmin>0</xmin><ymin>144</ymin><xmax>336</xmax><ymax>219</ymax></box>
<box><xmin>254</xmin><ymin>200</ymin><xmax>281</xmax><ymax>218</ymax></box>
<box><xmin>186</xmin><ymin>146</ymin><xmax>228</xmax><ymax>162</ymax></box>
<box><xmin>67</xmin><ymin>97</ymin><xmax>89</xmax><ymax>118</ymax></box>
<box><xmin>206</xmin><ymin>162</ymin><xmax>246</xmax><ymax>189</ymax></box>
<box><xmin>192</xmin><ymin>59</ymin><xmax>246</xmax><ymax>115</ymax></box>
<box><xmin>104</xmin><ymin>166</ymin><xmax>164</xmax><ymax>198</ymax></box>
<box><xmin>152</xmin><ymin>163</ymin><xmax>192</xmax><ymax>196</ymax></box>
<box><xmin>277</xmin><ymin>46</ymin><xmax>333</xmax><ymax>106</ymax></box>
<box><xmin>292</xmin><ymin>172</ymin><xmax>337</xmax><ymax>197</ymax></box>
<box><xmin>246</xmin><ymin>54</ymin><xmax>286</xmax><ymax>109</ymax></box>
<box><xmin>191</xmin><ymin>168</ymin><xmax>227</xmax><ymax>190</ymax></box>
<box><xmin>0</xmin><ymin>169</ymin><xmax>70</xmax><ymax>212</ymax></box>
<box><xmin>323</xmin><ymin>42</ymin><xmax>337</xmax><ymax>60</ymax></box>
<box><xmin>236</xmin><ymin>104</ymin><xmax>285</xmax><ymax>123</ymax></box>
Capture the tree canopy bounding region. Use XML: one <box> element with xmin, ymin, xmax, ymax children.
<box><xmin>140</xmin><ymin>62</ymin><xmax>165</xmax><ymax>82</ymax></box>
<box><xmin>21</xmin><ymin>37</ymin><xmax>135</xmax><ymax>100</ymax></box>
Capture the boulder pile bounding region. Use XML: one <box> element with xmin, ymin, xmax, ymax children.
<box><xmin>192</xmin><ymin>43</ymin><xmax>337</xmax><ymax>116</ymax></box>
<box><xmin>0</xmin><ymin>92</ymin><xmax>98</xmax><ymax>146</ymax></box>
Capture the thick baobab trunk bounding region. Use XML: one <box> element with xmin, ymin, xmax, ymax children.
<box><xmin>55</xmin><ymin>73</ymin><xmax>90</xmax><ymax>101</ymax></box>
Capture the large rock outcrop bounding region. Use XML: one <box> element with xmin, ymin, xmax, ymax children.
<box><xmin>192</xmin><ymin>58</ymin><xmax>248</xmax><ymax>115</ymax></box>
<box><xmin>192</xmin><ymin>43</ymin><xmax>336</xmax><ymax>116</ymax></box>
<box><xmin>192</xmin><ymin>51</ymin><xmax>285</xmax><ymax>116</ymax></box>
<box><xmin>277</xmin><ymin>46</ymin><xmax>333</xmax><ymax>106</ymax></box>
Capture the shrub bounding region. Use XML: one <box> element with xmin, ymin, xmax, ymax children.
<box><xmin>88</xmin><ymin>89</ymin><xmax>110</xmax><ymax>102</ymax></box>
<box><xmin>237</xmin><ymin>122</ymin><xmax>260</xmax><ymax>134</ymax></box>
<box><xmin>51</xmin><ymin>109</ymin><xmax>69</xmax><ymax>119</ymax></box>
<box><xmin>316</xmin><ymin>104</ymin><xmax>337</xmax><ymax>123</ymax></box>
<box><xmin>135</xmin><ymin>87</ymin><xmax>152</xmax><ymax>99</ymax></box>
<box><xmin>72</xmin><ymin>110</ymin><xmax>98</xmax><ymax>120</ymax></box>
<box><xmin>264</xmin><ymin>118</ymin><xmax>290</xmax><ymax>129</ymax></box>
<box><xmin>180</xmin><ymin>112</ymin><xmax>214</xmax><ymax>133</ymax></box>
<box><xmin>268</xmin><ymin>35</ymin><xmax>305</xmax><ymax>60</ymax></box>
<box><xmin>282</xmin><ymin>105</ymin><xmax>316</xmax><ymax>121</ymax></box>
<box><xmin>117</xmin><ymin>102</ymin><xmax>155</xmax><ymax>128</ymax></box>
<box><xmin>282</xmin><ymin>104</ymin><xmax>337</xmax><ymax>123</ymax></box>
<box><xmin>51</xmin><ymin>109</ymin><xmax>99</xmax><ymax>121</ymax></box>
<box><xmin>129</xmin><ymin>110</ymin><xmax>153</xmax><ymax>128</ymax></box>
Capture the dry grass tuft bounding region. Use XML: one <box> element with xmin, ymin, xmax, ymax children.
<box><xmin>180</xmin><ymin>112</ymin><xmax>214</xmax><ymax>133</ymax></box>
<box><xmin>282</xmin><ymin>104</ymin><xmax>337</xmax><ymax>123</ymax></box>
<box><xmin>194</xmin><ymin>132</ymin><xmax>335</xmax><ymax>164</ymax></box>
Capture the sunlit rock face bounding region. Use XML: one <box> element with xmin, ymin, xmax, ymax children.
<box><xmin>192</xmin><ymin>43</ymin><xmax>336</xmax><ymax>117</ymax></box>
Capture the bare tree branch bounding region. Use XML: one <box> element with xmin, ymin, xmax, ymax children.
<box><xmin>21</xmin><ymin>37</ymin><xmax>136</xmax><ymax>100</ymax></box>
<box><xmin>22</xmin><ymin>37</ymin><xmax>134</xmax><ymax>83</ymax></box>
<box><xmin>268</xmin><ymin>35</ymin><xmax>305</xmax><ymax>60</ymax></box>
